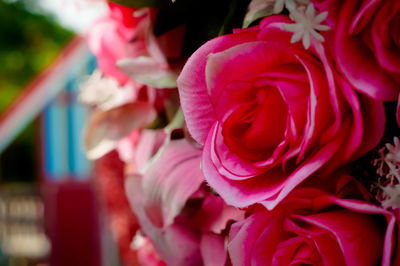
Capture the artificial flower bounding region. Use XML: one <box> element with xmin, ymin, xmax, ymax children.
<box><xmin>284</xmin><ymin>3</ymin><xmax>330</xmax><ymax>49</ymax></box>
<box><xmin>178</xmin><ymin>15</ymin><xmax>384</xmax><ymax>210</ymax></box>
<box><xmin>228</xmin><ymin>185</ymin><xmax>398</xmax><ymax>266</ymax></box>
<box><xmin>313</xmin><ymin>0</ymin><xmax>400</xmax><ymax>101</ymax></box>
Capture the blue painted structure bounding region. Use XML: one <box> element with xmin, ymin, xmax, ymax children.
<box><xmin>0</xmin><ymin>37</ymin><xmax>96</xmax><ymax>181</ymax></box>
<box><xmin>41</xmin><ymin>54</ymin><xmax>96</xmax><ymax>180</ymax></box>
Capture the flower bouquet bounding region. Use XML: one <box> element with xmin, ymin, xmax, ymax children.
<box><xmin>80</xmin><ymin>0</ymin><xmax>400</xmax><ymax>265</ymax></box>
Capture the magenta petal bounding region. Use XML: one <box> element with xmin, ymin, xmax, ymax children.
<box><xmin>293</xmin><ymin>209</ymin><xmax>385</xmax><ymax>266</ymax></box>
<box><xmin>177</xmin><ymin>30</ymin><xmax>259</xmax><ymax>145</ymax></box>
<box><xmin>261</xmin><ymin>118</ymin><xmax>350</xmax><ymax>210</ymax></box>
<box><xmin>325</xmin><ymin>196</ymin><xmax>396</xmax><ymax>266</ymax></box>
<box><xmin>335</xmin><ymin>1</ymin><xmax>398</xmax><ymax>101</ymax></box>
<box><xmin>350</xmin><ymin>93</ymin><xmax>385</xmax><ymax>160</ymax></box>
<box><xmin>142</xmin><ymin>139</ymin><xmax>204</xmax><ymax>228</ymax></box>
<box><xmin>203</xmin><ymin>124</ymin><xmax>285</xmax><ymax>208</ymax></box>
<box><xmin>205</xmin><ymin>42</ymin><xmax>278</xmax><ymax>103</ymax></box>
<box><xmin>200</xmin><ymin>233</ymin><xmax>227</xmax><ymax>266</ymax></box>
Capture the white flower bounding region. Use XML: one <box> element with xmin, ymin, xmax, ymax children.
<box><xmin>373</xmin><ymin>137</ymin><xmax>400</xmax><ymax>210</ymax></box>
<box><xmin>283</xmin><ymin>3</ymin><xmax>330</xmax><ymax>49</ymax></box>
<box><xmin>386</xmin><ymin>136</ymin><xmax>400</xmax><ymax>163</ymax></box>
<box><xmin>380</xmin><ymin>184</ymin><xmax>400</xmax><ymax>209</ymax></box>
<box><xmin>79</xmin><ymin>69</ymin><xmax>137</xmax><ymax>111</ymax></box>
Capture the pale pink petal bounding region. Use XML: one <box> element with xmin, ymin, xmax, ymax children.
<box><xmin>142</xmin><ymin>139</ymin><xmax>204</xmax><ymax>228</ymax></box>
<box><xmin>116</xmin><ymin>130</ymin><xmax>141</xmax><ymax>163</ymax></box>
<box><xmin>117</xmin><ymin>57</ymin><xmax>179</xmax><ymax>88</ymax></box>
<box><xmin>198</xmin><ymin>194</ymin><xmax>244</xmax><ymax>234</ymax></box>
<box><xmin>87</xmin><ymin>17</ymin><xmax>133</xmax><ymax>84</ymax></box>
<box><xmin>83</xmin><ymin>102</ymin><xmax>156</xmax><ymax>160</ymax></box>
<box><xmin>200</xmin><ymin>233</ymin><xmax>227</xmax><ymax>266</ymax></box>
<box><xmin>125</xmin><ymin>175</ymin><xmax>202</xmax><ymax>266</ymax></box>
<box><xmin>133</xmin><ymin>129</ymin><xmax>167</xmax><ymax>173</ymax></box>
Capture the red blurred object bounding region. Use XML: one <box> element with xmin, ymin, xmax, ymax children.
<box><xmin>108</xmin><ymin>2</ymin><xmax>141</xmax><ymax>28</ymax></box>
<box><xmin>42</xmin><ymin>181</ymin><xmax>102</xmax><ymax>266</ymax></box>
<box><xmin>95</xmin><ymin>151</ymin><xmax>140</xmax><ymax>266</ymax></box>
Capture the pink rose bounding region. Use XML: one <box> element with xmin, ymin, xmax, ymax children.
<box><xmin>228</xmin><ymin>187</ymin><xmax>398</xmax><ymax>266</ymax></box>
<box><xmin>177</xmin><ymin>15</ymin><xmax>385</xmax><ymax>210</ymax></box>
<box><xmin>313</xmin><ymin>0</ymin><xmax>400</xmax><ymax>101</ymax></box>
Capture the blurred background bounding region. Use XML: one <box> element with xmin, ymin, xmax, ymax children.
<box><xmin>0</xmin><ymin>1</ymin><xmax>127</xmax><ymax>265</ymax></box>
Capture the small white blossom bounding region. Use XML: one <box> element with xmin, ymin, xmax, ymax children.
<box><xmin>373</xmin><ymin>137</ymin><xmax>400</xmax><ymax>210</ymax></box>
<box><xmin>130</xmin><ymin>230</ymin><xmax>146</xmax><ymax>250</ymax></box>
<box><xmin>380</xmin><ymin>184</ymin><xmax>400</xmax><ymax>209</ymax></box>
<box><xmin>79</xmin><ymin>70</ymin><xmax>137</xmax><ymax>111</ymax></box>
<box><xmin>283</xmin><ymin>3</ymin><xmax>330</xmax><ymax>49</ymax></box>
<box><xmin>386</xmin><ymin>136</ymin><xmax>400</xmax><ymax>163</ymax></box>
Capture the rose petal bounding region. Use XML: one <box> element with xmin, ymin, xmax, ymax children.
<box><xmin>293</xmin><ymin>209</ymin><xmax>385</xmax><ymax>266</ymax></box>
<box><xmin>335</xmin><ymin>0</ymin><xmax>398</xmax><ymax>101</ymax></box>
<box><xmin>177</xmin><ymin>30</ymin><xmax>259</xmax><ymax>145</ymax></box>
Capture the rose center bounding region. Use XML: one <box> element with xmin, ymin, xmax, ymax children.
<box><xmin>222</xmin><ymin>86</ymin><xmax>288</xmax><ymax>161</ymax></box>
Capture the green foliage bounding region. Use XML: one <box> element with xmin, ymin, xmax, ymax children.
<box><xmin>0</xmin><ymin>0</ymin><xmax>73</xmax><ymax>183</ymax></box>
<box><xmin>0</xmin><ymin>0</ymin><xmax>73</xmax><ymax>113</ymax></box>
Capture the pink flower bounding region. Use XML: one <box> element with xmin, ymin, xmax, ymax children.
<box><xmin>125</xmin><ymin>137</ymin><xmax>244</xmax><ymax>265</ymax></box>
<box><xmin>228</xmin><ymin>187</ymin><xmax>398</xmax><ymax>266</ymax></box>
<box><xmin>88</xmin><ymin>3</ymin><xmax>184</xmax><ymax>88</ymax></box>
<box><xmin>87</xmin><ymin>4</ymin><xmax>147</xmax><ymax>84</ymax></box>
<box><xmin>177</xmin><ymin>15</ymin><xmax>385</xmax><ymax>210</ymax></box>
<box><xmin>132</xmin><ymin>234</ymin><xmax>166</xmax><ymax>266</ymax></box>
<box><xmin>313</xmin><ymin>0</ymin><xmax>400</xmax><ymax>101</ymax></box>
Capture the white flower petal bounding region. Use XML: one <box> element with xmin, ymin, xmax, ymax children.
<box><xmin>302</xmin><ymin>31</ymin><xmax>311</xmax><ymax>49</ymax></box>
<box><xmin>291</xmin><ymin>31</ymin><xmax>303</xmax><ymax>43</ymax></box>
<box><xmin>284</xmin><ymin>23</ymin><xmax>302</xmax><ymax>32</ymax></box>
<box><xmin>285</xmin><ymin>0</ymin><xmax>296</xmax><ymax>12</ymax></box>
<box><xmin>305</xmin><ymin>3</ymin><xmax>315</xmax><ymax>19</ymax></box>
<box><xmin>273</xmin><ymin>0</ymin><xmax>285</xmax><ymax>14</ymax></box>
<box><xmin>311</xmin><ymin>30</ymin><xmax>325</xmax><ymax>42</ymax></box>
<box><xmin>315</xmin><ymin>11</ymin><xmax>328</xmax><ymax>23</ymax></box>
<box><xmin>314</xmin><ymin>24</ymin><xmax>331</xmax><ymax>31</ymax></box>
